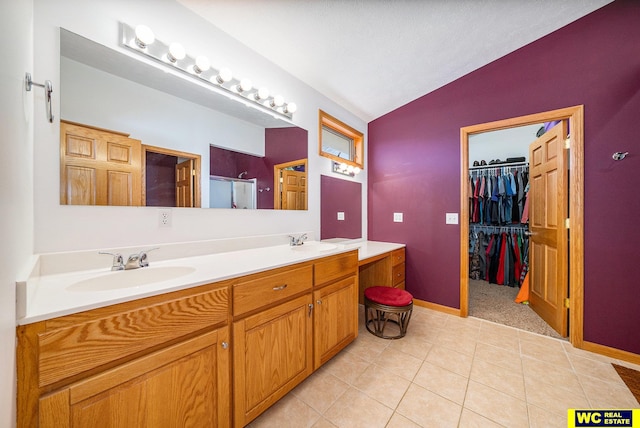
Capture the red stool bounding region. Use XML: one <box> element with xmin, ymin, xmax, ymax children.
<box><xmin>364</xmin><ymin>286</ymin><xmax>413</xmax><ymax>339</ymax></box>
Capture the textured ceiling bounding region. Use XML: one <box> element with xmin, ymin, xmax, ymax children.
<box><xmin>179</xmin><ymin>0</ymin><xmax>612</xmax><ymax>122</ymax></box>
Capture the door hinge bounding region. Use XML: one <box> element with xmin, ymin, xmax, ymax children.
<box><xmin>565</xmin><ymin>218</ymin><xmax>570</xmax><ymax>229</ymax></box>
<box><xmin>564</xmin><ymin>298</ymin><xmax>570</xmax><ymax>308</ymax></box>
<box><xmin>564</xmin><ymin>138</ymin><xmax>570</xmax><ymax>149</ymax></box>
<box><xmin>192</xmin><ymin>169</ymin><xmax>196</xmax><ymax>176</ymax></box>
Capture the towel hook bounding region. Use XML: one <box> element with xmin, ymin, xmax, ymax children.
<box><xmin>25</xmin><ymin>72</ymin><xmax>53</xmax><ymax>123</ymax></box>
<box><xmin>612</xmin><ymin>151</ymin><xmax>628</xmax><ymax>161</ymax></box>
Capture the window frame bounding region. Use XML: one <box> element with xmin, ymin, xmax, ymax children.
<box><xmin>318</xmin><ymin>110</ymin><xmax>364</xmax><ymax>170</ymax></box>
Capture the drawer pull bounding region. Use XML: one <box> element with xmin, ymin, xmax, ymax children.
<box><xmin>272</xmin><ymin>284</ymin><xmax>288</xmax><ymax>291</ymax></box>
<box><xmin>221</xmin><ymin>341</ymin><xmax>229</xmax><ymax>350</ymax></box>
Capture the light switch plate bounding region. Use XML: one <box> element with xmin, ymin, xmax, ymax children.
<box><xmin>337</xmin><ymin>212</ymin><xmax>345</xmax><ymax>221</ymax></box>
<box><xmin>445</xmin><ymin>213</ymin><xmax>458</xmax><ymax>224</ymax></box>
<box><xmin>393</xmin><ymin>212</ymin><xmax>403</xmax><ymax>222</ymax></box>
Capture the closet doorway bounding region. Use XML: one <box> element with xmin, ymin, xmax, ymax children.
<box><xmin>459</xmin><ymin>106</ymin><xmax>584</xmax><ymax>348</ymax></box>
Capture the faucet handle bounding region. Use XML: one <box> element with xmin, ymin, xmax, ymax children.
<box><xmin>137</xmin><ymin>247</ymin><xmax>159</xmax><ymax>267</ymax></box>
<box><xmin>99</xmin><ymin>251</ymin><xmax>124</xmax><ymax>271</ymax></box>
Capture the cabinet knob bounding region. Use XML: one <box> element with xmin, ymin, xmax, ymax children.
<box><xmin>221</xmin><ymin>341</ymin><xmax>229</xmax><ymax>350</ymax></box>
<box><xmin>317</xmin><ymin>300</ymin><xmax>322</xmax><ymax>305</ymax></box>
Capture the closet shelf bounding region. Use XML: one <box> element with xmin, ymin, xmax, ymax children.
<box><xmin>469</xmin><ymin>161</ymin><xmax>528</xmax><ymax>171</ymax></box>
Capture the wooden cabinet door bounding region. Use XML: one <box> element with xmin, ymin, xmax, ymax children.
<box><xmin>39</xmin><ymin>329</ymin><xmax>230</xmax><ymax>428</ymax></box>
<box><xmin>60</xmin><ymin>121</ymin><xmax>142</xmax><ymax>206</ymax></box>
<box><xmin>313</xmin><ymin>275</ymin><xmax>358</xmax><ymax>369</ymax></box>
<box><xmin>233</xmin><ymin>294</ymin><xmax>313</xmax><ymax>427</ymax></box>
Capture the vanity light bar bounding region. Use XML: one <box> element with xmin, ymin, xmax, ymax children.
<box><xmin>120</xmin><ymin>23</ymin><xmax>297</xmax><ymax>120</ymax></box>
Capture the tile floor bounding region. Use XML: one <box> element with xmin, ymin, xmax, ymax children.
<box><xmin>249</xmin><ymin>305</ymin><xmax>640</xmax><ymax>428</ymax></box>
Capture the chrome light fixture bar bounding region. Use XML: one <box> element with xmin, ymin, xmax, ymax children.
<box><xmin>120</xmin><ymin>23</ymin><xmax>297</xmax><ymax>120</ymax></box>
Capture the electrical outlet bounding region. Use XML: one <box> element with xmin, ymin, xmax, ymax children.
<box><xmin>337</xmin><ymin>212</ymin><xmax>345</xmax><ymax>221</ymax></box>
<box><xmin>445</xmin><ymin>213</ymin><xmax>459</xmax><ymax>224</ymax></box>
<box><xmin>393</xmin><ymin>212</ymin><xmax>403</xmax><ymax>222</ymax></box>
<box><xmin>159</xmin><ymin>209</ymin><xmax>172</xmax><ymax>227</ymax></box>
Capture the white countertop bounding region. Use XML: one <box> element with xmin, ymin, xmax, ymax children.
<box><xmin>17</xmin><ymin>239</ymin><xmax>404</xmax><ymax>325</ymax></box>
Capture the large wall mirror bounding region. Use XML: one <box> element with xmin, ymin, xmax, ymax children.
<box><xmin>59</xmin><ymin>28</ymin><xmax>308</xmax><ymax>210</ymax></box>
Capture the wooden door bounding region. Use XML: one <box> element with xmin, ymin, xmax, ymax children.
<box><xmin>281</xmin><ymin>170</ymin><xmax>306</xmax><ymax>210</ymax></box>
<box><xmin>175</xmin><ymin>159</ymin><xmax>194</xmax><ymax>207</ymax></box>
<box><xmin>528</xmin><ymin>121</ymin><xmax>569</xmax><ymax>336</ymax></box>
<box><xmin>233</xmin><ymin>294</ymin><xmax>313</xmax><ymax>427</ymax></box>
<box><xmin>38</xmin><ymin>330</ymin><xmax>230</xmax><ymax>428</ymax></box>
<box><xmin>60</xmin><ymin>121</ymin><xmax>141</xmax><ymax>206</ymax></box>
<box><xmin>313</xmin><ymin>276</ymin><xmax>358</xmax><ymax>369</ymax></box>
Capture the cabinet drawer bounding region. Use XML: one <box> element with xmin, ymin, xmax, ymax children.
<box><xmin>37</xmin><ymin>284</ymin><xmax>229</xmax><ymax>388</ymax></box>
<box><xmin>392</xmin><ymin>248</ymin><xmax>405</xmax><ymax>266</ymax></box>
<box><xmin>233</xmin><ymin>265</ymin><xmax>313</xmax><ymax>317</ymax></box>
<box><xmin>314</xmin><ymin>251</ymin><xmax>358</xmax><ymax>286</ymax></box>
<box><xmin>392</xmin><ymin>262</ymin><xmax>405</xmax><ymax>286</ymax></box>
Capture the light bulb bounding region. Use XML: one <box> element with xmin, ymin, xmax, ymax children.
<box><xmin>353</xmin><ymin>166</ymin><xmax>361</xmax><ymax>174</ymax></box>
<box><xmin>284</xmin><ymin>102</ymin><xmax>297</xmax><ymax>114</ymax></box>
<box><xmin>167</xmin><ymin>42</ymin><xmax>185</xmax><ymax>63</ymax></box>
<box><xmin>346</xmin><ymin>165</ymin><xmax>355</xmax><ymax>173</ymax></box>
<box><xmin>339</xmin><ymin>163</ymin><xmax>348</xmax><ymax>171</ymax></box>
<box><xmin>253</xmin><ymin>87</ymin><xmax>269</xmax><ymax>101</ymax></box>
<box><xmin>236</xmin><ymin>78</ymin><xmax>252</xmax><ymax>93</ymax></box>
<box><xmin>134</xmin><ymin>25</ymin><xmax>155</xmax><ymax>49</ymax></box>
<box><xmin>214</xmin><ymin>68</ymin><xmax>233</xmax><ymax>84</ymax></box>
<box><xmin>193</xmin><ymin>56</ymin><xmax>210</xmax><ymax>74</ymax></box>
<box><xmin>270</xmin><ymin>94</ymin><xmax>284</xmax><ymax>107</ymax></box>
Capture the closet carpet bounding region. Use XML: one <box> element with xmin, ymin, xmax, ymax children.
<box><xmin>469</xmin><ymin>279</ymin><xmax>565</xmax><ymax>340</ymax></box>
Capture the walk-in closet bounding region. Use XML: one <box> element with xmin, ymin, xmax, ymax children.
<box><xmin>467</xmin><ymin>123</ymin><xmax>564</xmax><ymax>339</ymax></box>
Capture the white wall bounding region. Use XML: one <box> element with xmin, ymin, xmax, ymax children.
<box><xmin>34</xmin><ymin>0</ymin><xmax>367</xmax><ymax>253</ymax></box>
<box><xmin>1</xmin><ymin>1</ymin><xmax>34</xmax><ymax>425</ymax></box>
<box><xmin>468</xmin><ymin>123</ymin><xmax>542</xmax><ymax>167</ymax></box>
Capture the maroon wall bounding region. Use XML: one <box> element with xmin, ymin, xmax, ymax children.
<box><xmin>320</xmin><ymin>175</ymin><xmax>362</xmax><ymax>240</ymax></box>
<box><xmin>145</xmin><ymin>152</ymin><xmax>176</xmax><ymax>207</ymax></box>
<box><xmin>368</xmin><ymin>1</ymin><xmax>640</xmax><ymax>354</ymax></box>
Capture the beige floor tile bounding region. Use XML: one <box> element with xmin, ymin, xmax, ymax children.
<box><xmin>406</xmin><ymin>320</ymin><xmax>443</xmax><ymax>343</ymax></box>
<box><xmin>458</xmin><ymin>408</ymin><xmax>505</xmax><ymax>428</ymax></box>
<box><xmin>478</xmin><ymin>319</ymin><xmax>520</xmax><ymax>337</ymax></box>
<box><xmin>521</xmin><ymin>356</ymin><xmax>583</xmax><ymax>396</ymax></box>
<box><xmin>434</xmin><ymin>328</ymin><xmax>478</xmax><ymax>356</ymax></box>
<box><xmin>518</xmin><ymin>329</ymin><xmax>566</xmax><ymax>348</ymax></box>
<box><xmin>385</xmin><ymin>412</ymin><xmax>422</xmax><ymax>428</ymax></box>
<box><xmin>426</xmin><ymin>344</ymin><xmax>474</xmax><ymax>377</ymax></box>
<box><xmin>578</xmin><ymin>373</ymin><xmax>640</xmax><ymax>408</ymax></box>
<box><xmin>470</xmin><ymin>358</ymin><xmax>526</xmax><ymax>401</ymax></box>
<box><xmin>311</xmin><ymin>418</ymin><xmax>338</xmax><ymax>428</ymax></box>
<box><xmin>387</xmin><ymin>334</ymin><xmax>433</xmax><ymax>359</ymax></box>
<box><xmin>352</xmin><ymin>363</ymin><xmax>411</xmax><ymax>409</ymax></box>
<box><xmin>474</xmin><ymin>342</ymin><xmax>522</xmax><ymax>373</ymax></box>
<box><xmin>372</xmin><ymin>347</ymin><xmax>423</xmax><ymax>380</ymax></box>
<box><xmin>249</xmin><ymin>393</ymin><xmax>321</xmax><ymax>428</ymax></box>
<box><xmin>476</xmin><ymin>331</ymin><xmax>520</xmax><ymax>353</ymax></box>
<box><xmin>569</xmin><ymin>353</ymin><xmax>621</xmax><ymax>382</ymax></box>
<box><xmin>562</xmin><ymin>341</ymin><xmax>617</xmax><ymax>364</ymax></box>
<box><xmin>413</xmin><ymin>361</ymin><xmax>469</xmax><ymax>404</ymax></box>
<box><xmin>344</xmin><ymin>333</ymin><xmax>390</xmax><ymax>362</ymax></box>
<box><xmin>527</xmin><ymin>403</ymin><xmax>568</xmax><ymax>428</ymax></box>
<box><xmin>292</xmin><ymin>369</ymin><xmax>349</xmax><ymax>414</ymax></box>
<box><xmin>463</xmin><ymin>380</ymin><xmax>529</xmax><ymax>427</ymax></box>
<box><xmin>396</xmin><ymin>383</ymin><xmax>462</xmax><ymax>428</ymax></box>
<box><xmin>322</xmin><ymin>348</ymin><xmax>371</xmax><ymax>385</ymax></box>
<box><xmin>520</xmin><ymin>339</ymin><xmax>572</xmax><ymax>370</ymax></box>
<box><xmin>323</xmin><ymin>387</ymin><xmax>393</xmax><ymax>428</ymax></box>
<box><xmin>524</xmin><ymin>376</ymin><xmax>590</xmax><ymax>417</ymax></box>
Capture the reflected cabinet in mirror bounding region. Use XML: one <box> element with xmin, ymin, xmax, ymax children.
<box><xmin>59</xmin><ymin>29</ymin><xmax>308</xmax><ymax>210</ymax></box>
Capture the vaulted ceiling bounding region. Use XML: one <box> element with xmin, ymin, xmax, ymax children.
<box><xmin>179</xmin><ymin>0</ymin><xmax>613</xmax><ymax>122</ymax></box>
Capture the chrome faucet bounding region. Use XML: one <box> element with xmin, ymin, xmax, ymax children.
<box><xmin>124</xmin><ymin>247</ymin><xmax>159</xmax><ymax>270</ymax></box>
<box><xmin>100</xmin><ymin>247</ymin><xmax>158</xmax><ymax>271</ymax></box>
<box><xmin>99</xmin><ymin>251</ymin><xmax>124</xmax><ymax>271</ymax></box>
<box><xmin>289</xmin><ymin>233</ymin><xmax>308</xmax><ymax>246</ymax></box>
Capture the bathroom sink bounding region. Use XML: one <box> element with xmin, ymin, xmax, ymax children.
<box><xmin>66</xmin><ymin>266</ymin><xmax>196</xmax><ymax>292</ymax></box>
<box><xmin>290</xmin><ymin>242</ymin><xmax>338</xmax><ymax>252</ymax></box>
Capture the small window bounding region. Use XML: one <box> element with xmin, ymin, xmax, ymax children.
<box><xmin>319</xmin><ymin>110</ymin><xmax>364</xmax><ymax>169</ymax></box>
